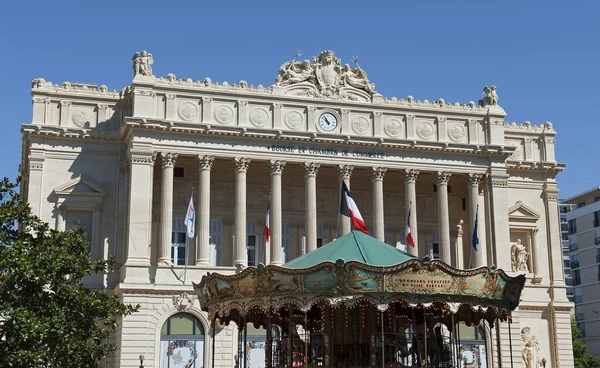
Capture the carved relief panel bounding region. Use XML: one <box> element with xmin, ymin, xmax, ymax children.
<box><xmin>176</xmin><ymin>100</ymin><xmax>201</xmax><ymax>123</ymax></box>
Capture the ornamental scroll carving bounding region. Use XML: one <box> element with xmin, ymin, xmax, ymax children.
<box><xmin>28</xmin><ymin>156</ymin><xmax>44</xmax><ymax>170</ymax></box>
<box><xmin>275</xmin><ymin>50</ymin><xmax>377</xmax><ymax>101</ymax></box>
<box><xmin>303</xmin><ymin>162</ymin><xmax>320</xmax><ymax>177</ymax></box>
<box><xmin>160</xmin><ymin>152</ymin><xmax>178</xmax><ymax>168</ymax></box>
<box><xmin>371</xmin><ymin>167</ymin><xmax>387</xmax><ymax>181</ymax></box>
<box><xmin>198</xmin><ymin>155</ymin><xmax>214</xmax><ymax>170</ymax></box>
<box><xmin>233</xmin><ymin>157</ymin><xmax>251</xmax><ymax>173</ymax></box>
<box><xmin>268</xmin><ymin>160</ymin><xmax>286</xmax><ymax>174</ymax></box>
<box><xmin>172</xmin><ymin>292</ymin><xmax>194</xmax><ymax>312</ymax></box>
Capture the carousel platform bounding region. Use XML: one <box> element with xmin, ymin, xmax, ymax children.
<box><xmin>194</xmin><ymin>231</ymin><xmax>525</xmax><ymax>368</ymax></box>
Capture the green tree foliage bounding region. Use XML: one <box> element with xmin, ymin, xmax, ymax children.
<box><xmin>572</xmin><ymin>318</ymin><xmax>600</xmax><ymax>368</ymax></box>
<box><xmin>0</xmin><ymin>177</ymin><xmax>139</xmax><ymax>367</ymax></box>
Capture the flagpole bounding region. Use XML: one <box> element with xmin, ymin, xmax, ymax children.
<box><xmin>183</xmin><ymin>188</ymin><xmax>195</xmax><ymax>284</ymax></box>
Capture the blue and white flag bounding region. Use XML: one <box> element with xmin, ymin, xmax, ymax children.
<box><xmin>185</xmin><ymin>195</ymin><xmax>195</xmax><ymax>238</ymax></box>
<box><xmin>472</xmin><ymin>205</ymin><xmax>479</xmax><ymax>251</ymax></box>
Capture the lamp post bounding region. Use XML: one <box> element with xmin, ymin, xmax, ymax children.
<box><xmin>541</xmin><ymin>357</ymin><xmax>547</xmax><ymax>368</ymax></box>
<box><xmin>139</xmin><ymin>354</ymin><xmax>145</xmax><ymax>368</ymax></box>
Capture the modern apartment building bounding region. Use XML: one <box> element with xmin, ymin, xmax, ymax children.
<box><xmin>563</xmin><ymin>187</ymin><xmax>600</xmax><ymax>355</ymax></box>
<box><xmin>559</xmin><ymin>201</ymin><xmax>575</xmax><ymax>302</ymax></box>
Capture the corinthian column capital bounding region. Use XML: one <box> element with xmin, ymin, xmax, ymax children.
<box><xmin>233</xmin><ymin>157</ymin><xmax>251</xmax><ymax>173</ymax></box>
<box><xmin>435</xmin><ymin>171</ymin><xmax>452</xmax><ymax>185</ymax></box>
<box><xmin>197</xmin><ymin>155</ymin><xmax>215</xmax><ymax>170</ymax></box>
<box><xmin>467</xmin><ymin>173</ymin><xmax>483</xmax><ymax>186</ymax></box>
<box><xmin>371</xmin><ymin>167</ymin><xmax>387</xmax><ymax>181</ymax></box>
<box><xmin>268</xmin><ymin>160</ymin><xmax>286</xmax><ymax>174</ymax></box>
<box><xmin>303</xmin><ymin>162</ymin><xmax>321</xmax><ymax>177</ymax></box>
<box><xmin>160</xmin><ymin>152</ymin><xmax>178</xmax><ymax>168</ymax></box>
<box><xmin>403</xmin><ymin>169</ymin><xmax>420</xmax><ymax>183</ymax></box>
<box><xmin>337</xmin><ymin>164</ymin><xmax>354</xmax><ymax>180</ymax></box>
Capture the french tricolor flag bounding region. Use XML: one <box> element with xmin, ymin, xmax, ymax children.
<box><xmin>406</xmin><ymin>206</ymin><xmax>415</xmax><ymax>248</ymax></box>
<box><xmin>263</xmin><ymin>201</ymin><xmax>270</xmax><ymax>243</ymax></box>
<box><xmin>340</xmin><ymin>181</ymin><xmax>369</xmax><ymax>234</ymax></box>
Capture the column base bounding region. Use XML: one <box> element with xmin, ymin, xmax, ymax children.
<box><xmin>119</xmin><ymin>263</ymin><xmax>151</xmax><ymax>284</ymax></box>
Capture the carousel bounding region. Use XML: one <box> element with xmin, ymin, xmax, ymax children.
<box><xmin>194</xmin><ymin>231</ymin><xmax>526</xmax><ymax>368</ymax></box>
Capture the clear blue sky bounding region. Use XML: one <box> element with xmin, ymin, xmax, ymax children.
<box><xmin>1</xmin><ymin>1</ymin><xmax>598</xmax><ymax>198</ymax></box>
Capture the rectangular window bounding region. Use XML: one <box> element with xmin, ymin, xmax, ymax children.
<box><xmin>171</xmin><ymin>218</ymin><xmax>190</xmax><ymax>266</ymax></box>
<box><xmin>563</xmin><ymin>260</ymin><xmax>571</xmax><ymax>269</ymax></box>
<box><xmin>569</xmin><ymin>219</ymin><xmax>577</xmax><ymax>235</ymax></box>
<box><xmin>578</xmin><ymin>201</ymin><xmax>586</xmax><ymax>208</ymax></box>
<box><xmin>317</xmin><ymin>224</ymin><xmax>328</xmax><ymax>248</ymax></box>
<box><xmin>173</xmin><ymin>167</ymin><xmax>185</xmax><ymax>178</ymax></box>
<box><xmin>594</xmin><ymin>211</ymin><xmax>600</xmax><ymax>228</ymax></box>
<box><xmin>573</xmin><ymin>270</ymin><xmax>581</xmax><ymax>286</ymax></box>
<box><xmin>282</xmin><ymin>223</ymin><xmax>291</xmax><ymax>263</ymax></box>
<box><xmin>247</xmin><ymin>221</ymin><xmax>257</xmax><ymax>266</ymax></box>
<box><xmin>430</xmin><ymin>230</ymin><xmax>439</xmax><ymax>259</ymax></box>
<box><xmin>209</xmin><ymin>219</ymin><xmax>222</xmax><ymax>266</ymax></box>
<box><xmin>571</xmin><ymin>254</ymin><xmax>580</xmax><ymax>269</ymax></box>
<box><xmin>597</xmin><ymin>265</ymin><xmax>600</xmax><ymax>281</ymax></box>
<box><xmin>577</xmin><ymin>322</ymin><xmax>585</xmax><ymax>337</ymax></box>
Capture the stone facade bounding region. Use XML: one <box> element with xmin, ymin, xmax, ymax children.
<box><xmin>20</xmin><ymin>51</ymin><xmax>573</xmax><ymax>367</ymax></box>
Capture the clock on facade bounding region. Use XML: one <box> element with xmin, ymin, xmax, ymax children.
<box><xmin>318</xmin><ymin>112</ymin><xmax>338</xmax><ymax>132</ymax></box>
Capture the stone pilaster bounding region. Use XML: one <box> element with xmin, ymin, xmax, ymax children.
<box><xmin>55</xmin><ymin>204</ymin><xmax>66</xmax><ymax>231</ymax></box>
<box><xmin>197</xmin><ymin>155</ymin><xmax>214</xmax><ymax>265</ymax></box>
<box><xmin>269</xmin><ymin>160</ymin><xmax>286</xmax><ymax>266</ymax></box>
<box><xmin>371</xmin><ymin>167</ymin><xmax>387</xmax><ymax>242</ymax></box>
<box><xmin>435</xmin><ymin>171</ymin><xmax>452</xmax><ymax>263</ymax></box>
<box><xmin>487</xmin><ymin>172</ymin><xmax>510</xmax><ymax>270</ymax></box>
<box><xmin>304</xmin><ymin>162</ymin><xmax>320</xmax><ymax>253</ymax></box>
<box><xmin>544</xmin><ymin>184</ymin><xmax>564</xmax><ymax>286</ymax></box>
<box><xmin>158</xmin><ymin>152</ymin><xmax>177</xmax><ymax>265</ymax></box>
<box><xmin>123</xmin><ymin>150</ymin><xmax>156</xmax><ymax>283</ymax></box>
<box><xmin>233</xmin><ymin>157</ymin><xmax>251</xmax><ymax>268</ymax></box>
<box><xmin>468</xmin><ymin>173</ymin><xmax>486</xmax><ymax>267</ymax></box>
<box><xmin>337</xmin><ymin>165</ymin><xmax>353</xmax><ymax>236</ymax></box>
<box><xmin>403</xmin><ymin>169</ymin><xmax>419</xmax><ymax>256</ymax></box>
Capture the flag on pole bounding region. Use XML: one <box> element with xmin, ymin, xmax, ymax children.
<box><xmin>405</xmin><ymin>206</ymin><xmax>415</xmax><ymax>248</ymax></box>
<box><xmin>185</xmin><ymin>195</ymin><xmax>195</xmax><ymax>238</ymax></box>
<box><xmin>472</xmin><ymin>205</ymin><xmax>480</xmax><ymax>251</ymax></box>
<box><xmin>263</xmin><ymin>201</ymin><xmax>270</xmax><ymax>243</ymax></box>
<box><xmin>339</xmin><ymin>181</ymin><xmax>369</xmax><ymax>234</ymax></box>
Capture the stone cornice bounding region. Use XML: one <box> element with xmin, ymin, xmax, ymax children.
<box><xmin>21</xmin><ymin>124</ymin><xmax>120</xmax><ymax>142</ymax></box>
<box><xmin>120</xmin><ymin>118</ymin><xmax>514</xmax><ymax>158</ymax></box>
<box><xmin>31</xmin><ymin>79</ymin><xmax>121</xmax><ymax>100</ymax></box>
<box><xmin>506</xmin><ymin>160</ymin><xmax>566</xmax><ymax>174</ymax></box>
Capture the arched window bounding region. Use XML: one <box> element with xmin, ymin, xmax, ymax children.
<box><xmin>160</xmin><ymin>313</ymin><xmax>205</xmax><ymax>368</ymax></box>
<box><xmin>457</xmin><ymin>323</ymin><xmax>487</xmax><ymax>368</ymax></box>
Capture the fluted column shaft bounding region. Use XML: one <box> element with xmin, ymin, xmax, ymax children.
<box><xmin>234</xmin><ymin>157</ymin><xmax>251</xmax><ymax>268</ymax></box>
<box><xmin>196</xmin><ymin>155</ymin><xmax>214</xmax><ymax>265</ymax></box>
<box><xmin>304</xmin><ymin>163</ymin><xmax>320</xmax><ymax>253</ymax></box>
<box><xmin>404</xmin><ymin>169</ymin><xmax>419</xmax><ymax>256</ymax></box>
<box><xmin>158</xmin><ymin>152</ymin><xmax>178</xmax><ymax>265</ymax></box>
<box><xmin>468</xmin><ymin>173</ymin><xmax>486</xmax><ymax>267</ymax></box>
<box><xmin>372</xmin><ymin>167</ymin><xmax>387</xmax><ymax>242</ymax></box>
<box><xmin>269</xmin><ymin>160</ymin><xmax>286</xmax><ymax>265</ymax></box>
<box><xmin>435</xmin><ymin>171</ymin><xmax>452</xmax><ymax>263</ymax></box>
<box><xmin>337</xmin><ymin>165</ymin><xmax>354</xmax><ymax>236</ymax></box>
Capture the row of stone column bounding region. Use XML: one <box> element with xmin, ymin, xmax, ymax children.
<box><xmin>150</xmin><ymin>152</ymin><xmax>487</xmax><ymax>269</ymax></box>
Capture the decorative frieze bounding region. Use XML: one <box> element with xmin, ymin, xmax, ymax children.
<box><xmin>28</xmin><ymin>156</ymin><xmax>44</xmax><ymax>170</ymax></box>
<box><xmin>129</xmin><ymin>151</ymin><xmax>157</xmax><ymax>165</ymax></box>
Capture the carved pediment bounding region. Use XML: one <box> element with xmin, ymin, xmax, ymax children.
<box><xmin>508</xmin><ymin>201</ymin><xmax>540</xmax><ymax>221</ymax></box>
<box><xmin>274</xmin><ymin>50</ymin><xmax>381</xmax><ymax>102</ymax></box>
<box><xmin>55</xmin><ymin>176</ymin><xmax>106</xmax><ymax>199</ymax></box>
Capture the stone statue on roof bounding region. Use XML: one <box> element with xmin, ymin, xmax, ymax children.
<box><xmin>479</xmin><ymin>85</ymin><xmax>499</xmax><ymax>107</ymax></box>
<box><xmin>132</xmin><ymin>50</ymin><xmax>154</xmax><ymax>77</ymax></box>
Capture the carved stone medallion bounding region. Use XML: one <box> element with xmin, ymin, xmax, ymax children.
<box><xmin>352</xmin><ymin>117</ymin><xmax>370</xmax><ymax>135</ymax></box>
<box><xmin>448</xmin><ymin>123</ymin><xmax>466</xmax><ymax>142</ymax></box>
<box><xmin>178</xmin><ymin>102</ymin><xmax>198</xmax><ymax>121</ymax></box>
<box><xmin>417</xmin><ymin>122</ymin><xmax>434</xmax><ymax>139</ymax></box>
<box><xmin>72</xmin><ymin>109</ymin><xmax>92</xmax><ymax>128</ymax></box>
<box><xmin>284</xmin><ymin>111</ymin><xmax>303</xmax><ymax>130</ymax></box>
<box><xmin>249</xmin><ymin>108</ymin><xmax>269</xmax><ymax>127</ymax></box>
<box><xmin>384</xmin><ymin>119</ymin><xmax>403</xmax><ymax>137</ymax></box>
<box><xmin>214</xmin><ymin>105</ymin><xmax>234</xmax><ymax>124</ymax></box>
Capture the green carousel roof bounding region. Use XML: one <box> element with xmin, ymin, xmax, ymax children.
<box><xmin>284</xmin><ymin>230</ymin><xmax>415</xmax><ymax>269</ymax></box>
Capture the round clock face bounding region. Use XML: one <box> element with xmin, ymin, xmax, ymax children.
<box><xmin>318</xmin><ymin>113</ymin><xmax>338</xmax><ymax>132</ymax></box>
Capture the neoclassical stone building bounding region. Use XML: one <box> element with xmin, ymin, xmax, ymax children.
<box><xmin>20</xmin><ymin>50</ymin><xmax>573</xmax><ymax>367</ymax></box>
